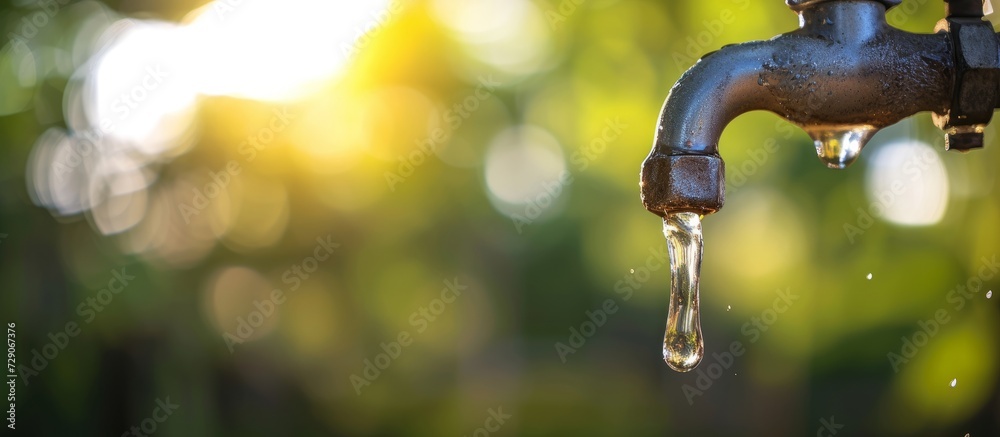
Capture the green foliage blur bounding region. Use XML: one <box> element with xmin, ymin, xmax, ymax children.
<box><xmin>1</xmin><ymin>0</ymin><xmax>998</xmax><ymax>435</ymax></box>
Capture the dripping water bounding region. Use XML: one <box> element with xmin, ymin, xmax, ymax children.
<box><xmin>805</xmin><ymin>125</ymin><xmax>876</xmax><ymax>169</ymax></box>
<box><xmin>662</xmin><ymin>212</ymin><xmax>704</xmax><ymax>372</ymax></box>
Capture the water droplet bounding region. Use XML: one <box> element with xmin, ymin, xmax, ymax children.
<box><xmin>988</xmin><ymin>290</ymin><xmax>993</xmax><ymax>299</ymax></box>
<box><xmin>805</xmin><ymin>125</ymin><xmax>877</xmax><ymax>169</ymax></box>
<box><xmin>727</xmin><ymin>305</ymin><xmax>731</xmax><ymax>311</ymax></box>
<box><xmin>757</xmin><ymin>76</ymin><xmax>764</xmax><ymax>86</ymax></box>
<box><xmin>867</xmin><ymin>273</ymin><xmax>873</xmax><ymax>280</ymax></box>
<box><xmin>630</xmin><ymin>268</ymin><xmax>635</xmax><ymax>274</ymax></box>
<box><xmin>662</xmin><ymin>212</ymin><xmax>705</xmax><ymax>372</ymax></box>
<box><xmin>950</xmin><ymin>378</ymin><xmax>957</xmax><ymax>387</ymax></box>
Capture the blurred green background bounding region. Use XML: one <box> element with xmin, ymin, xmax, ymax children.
<box><xmin>1</xmin><ymin>0</ymin><xmax>999</xmax><ymax>435</ymax></box>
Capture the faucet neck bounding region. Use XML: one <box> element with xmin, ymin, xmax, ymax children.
<box><xmin>797</xmin><ymin>1</ymin><xmax>890</xmax><ymax>43</ymax></box>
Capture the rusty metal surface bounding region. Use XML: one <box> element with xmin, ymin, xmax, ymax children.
<box><xmin>640</xmin><ymin>154</ymin><xmax>725</xmax><ymax>217</ymax></box>
<box><xmin>639</xmin><ymin>0</ymin><xmax>1000</xmax><ymax>217</ymax></box>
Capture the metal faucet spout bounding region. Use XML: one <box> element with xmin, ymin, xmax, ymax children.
<box><xmin>641</xmin><ymin>0</ymin><xmax>962</xmax><ymax>217</ymax></box>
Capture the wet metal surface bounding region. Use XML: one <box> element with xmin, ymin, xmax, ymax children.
<box><xmin>641</xmin><ymin>0</ymin><xmax>1000</xmax><ymax>217</ymax></box>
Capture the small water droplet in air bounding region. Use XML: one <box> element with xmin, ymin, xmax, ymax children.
<box><xmin>867</xmin><ymin>273</ymin><xmax>873</xmax><ymax>280</ymax></box>
<box><xmin>950</xmin><ymin>378</ymin><xmax>957</xmax><ymax>387</ymax></box>
<box><xmin>988</xmin><ymin>290</ymin><xmax>993</xmax><ymax>299</ymax></box>
<box><xmin>806</xmin><ymin>125</ymin><xmax>877</xmax><ymax>169</ymax></box>
<box><xmin>727</xmin><ymin>305</ymin><xmax>731</xmax><ymax>311</ymax></box>
<box><xmin>630</xmin><ymin>268</ymin><xmax>635</xmax><ymax>274</ymax></box>
<box><xmin>662</xmin><ymin>212</ymin><xmax>705</xmax><ymax>372</ymax></box>
<box><xmin>758</xmin><ymin>76</ymin><xmax>764</xmax><ymax>86</ymax></box>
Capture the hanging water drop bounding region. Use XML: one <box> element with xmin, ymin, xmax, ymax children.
<box><xmin>988</xmin><ymin>290</ymin><xmax>993</xmax><ymax>299</ymax></box>
<box><xmin>662</xmin><ymin>212</ymin><xmax>705</xmax><ymax>372</ymax></box>
<box><xmin>950</xmin><ymin>378</ymin><xmax>957</xmax><ymax>387</ymax></box>
<box><xmin>866</xmin><ymin>273</ymin><xmax>873</xmax><ymax>280</ymax></box>
<box><xmin>805</xmin><ymin>125</ymin><xmax>877</xmax><ymax>169</ymax></box>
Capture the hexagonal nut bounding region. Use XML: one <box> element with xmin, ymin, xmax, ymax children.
<box><xmin>945</xmin><ymin>128</ymin><xmax>985</xmax><ymax>151</ymax></box>
<box><xmin>640</xmin><ymin>154</ymin><xmax>725</xmax><ymax>217</ymax></box>
<box><xmin>940</xmin><ymin>18</ymin><xmax>1000</xmax><ymax>127</ymax></box>
<box><xmin>945</xmin><ymin>0</ymin><xmax>987</xmax><ymax>17</ymax></box>
<box><xmin>956</xmin><ymin>22</ymin><xmax>997</xmax><ymax>69</ymax></box>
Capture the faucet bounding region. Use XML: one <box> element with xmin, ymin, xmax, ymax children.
<box><xmin>640</xmin><ymin>0</ymin><xmax>1000</xmax><ymax>218</ymax></box>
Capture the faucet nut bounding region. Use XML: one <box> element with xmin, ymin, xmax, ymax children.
<box><xmin>944</xmin><ymin>126</ymin><xmax>986</xmax><ymax>151</ymax></box>
<box><xmin>934</xmin><ymin>16</ymin><xmax>1000</xmax><ymax>144</ymax></box>
<box><xmin>640</xmin><ymin>154</ymin><xmax>725</xmax><ymax>217</ymax></box>
<box><xmin>945</xmin><ymin>0</ymin><xmax>987</xmax><ymax>18</ymax></box>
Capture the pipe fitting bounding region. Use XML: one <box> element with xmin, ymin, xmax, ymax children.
<box><xmin>933</xmin><ymin>16</ymin><xmax>1000</xmax><ymax>150</ymax></box>
<box><xmin>640</xmin><ymin>0</ymin><xmax>954</xmax><ymax>217</ymax></box>
<box><xmin>641</xmin><ymin>154</ymin><xmax>725</xmax><ymax>216</ymax></box>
